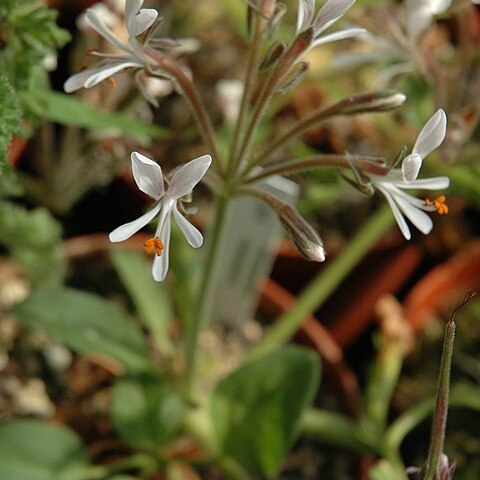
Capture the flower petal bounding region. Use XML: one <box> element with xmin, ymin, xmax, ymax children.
<box><xmin>310</xmin><ymin>27</ymin><xmax>366</xmax><ymax>48</ymax></box>
<box><xmin>313</xmin><ymin>0</ymin><xmax>356</xmax><ymax>35</ymax></box>
<box><xmin>297</xmin><ymin>0</ymin><xmax>316</xmax><ymax>33</ymax></box>
<box><xmin>86</xmin><ymin>8</ymin><xmax>129</xmax><ymax>52</ymax></box>
<box><xmin>127</xmin><ymin>5</ymin><xmax>158</xmax><ymax>37</ymax></box>
<box><xmin>109</xmin><ymin>203</ymin><xmax>161</xmax><ymax>242</ymax></box>
<box><xmin>168</xmin><ymin>154</ymin><xmax>212</xmax><ymax>199</ymax></box>
<box><xmin>83</xmin><ymin>59</ymin><xmax>142</xmax><ymax>88</ymax></box>
<box><xmin>172</xmin><ymin>205</ymin><xmax>203</xmax><ymax>248</ymax></box>
<box><xmin>393</xmin><ymin>176</ymin><xmax>450</xmax><ymax>190</ymax></box>
<box><xmin>131</xmin><ymin>151</ymin><xmax>165</xmax><ymax>199</ymax></box>
<box><xmin>405</xmin><ymin>0</ymin><xmax>434</xmax><ymax>38</ymax></box>
<box><xmin>395</xmin><ymin>194</ymin><xmax>433</xmax><ymax>235</ymax></box>
<box><xmin>63</xmin><ymin>65</ymin><xmax>105</xmax><ymax>92</ymax></box>
<box><xmin>378</xmin><ymin>185</ymin><xmax>411</xmax><ymax>240</ymax></box>
<box><xmin>401</xmin><ymin>153</ymin><xmax>423</xmax><ymax>182</ymax></box>
<box><xmin>430</xmin><ymin>0</ymin><xmax>452</xmax><ymax>14</ymax></box>
<box><xmin>412</xmin><ymin>109</ymin><xmax>447</xmax><ymax>159</ymax></box>
<box><xmin>152</xmin><ymin>214</ymin><xmax>171</xmax><ymax>281</ymax></box>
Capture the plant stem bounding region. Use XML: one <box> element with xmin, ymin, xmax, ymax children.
<box><xmin>248</xmin><ymin>204</ymin><xmax>394</xmax><ymax>361</ymax></box>
<box><xmin>235</xmin><ymin>29</ymin><xmax>313</xmax><ymax>170</ymax></box>
<box><xmin>227</xmin><ymin>8</ymin><xmax>264</xmax><ymax>177</ymax></box>
<box><xmin>146</xmin><ymin>49</ymin><xmax>222</xmax><ymax>174</ymax></box>
<box><xmin>422</xmin><ymin>292</ymin><xmax>477</xmax><ymax>480</ymax></box>
<box><xmin>243</xmin><ymin>154</ymin><xmax>388</xmax><ymax>183</ymax></box>
<box><xmin>301</xmin><ymin>408</ymin><xmax>375</xmax><ymax>455</ymax></box>
<box><xmin>185</xmin><ymin>187</ymin><xmax>232</xmax><ymax>392</ymax></box>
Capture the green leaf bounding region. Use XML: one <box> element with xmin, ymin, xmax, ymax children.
<box><xmin>368</xmin><ymin>460</ymin><xmax>407</xmax><ymax>480</ymax></box>
<box><xmin>0</xmin><ymin>74</ymin><xmax>22</xmax><ymax>168</ymax></box>
<box><xmin>111</xmin><ymin>375</ymin><xmax>188</xmax><ymax>452</ymax></box>
<box><xmin>14</xmin><ymin>287</ymin><xmax>153</xmax><ymax>373</ymax></box>
<box><xmin>0</xmin><ymin>419</ymin><xmax>89</xmax><ymax>480</ymax></box>
<box><xmin>20</xmin><ymin>90</ymin><xmax>167</xmax><ymax>140</ymax></box>
<box><xmin>110</xmin><ymin>249</ymin><xmax>174</xmax><ymax>355</ymax></box>
<box><xmin>210</xmin><ymin>346</ymin><xmax>320</xmax><ymax>477</ymax></box>
<box><xmin>0</xmin><ymin>201</ymin><xmax>65</xmax><ymax>287</ymax></box>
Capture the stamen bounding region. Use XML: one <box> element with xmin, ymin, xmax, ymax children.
<box><xmin>144</xmin><ymin>237</ymin><xmax>164</xmax><ymax>256</ymax></box>
<box><xmin>425</xmin><ymin>195</ymin><xmax>448</xmax><ymax>215</ymax></box>
<box><xmin>105</xmin><ymin>77</ymin><xmax>117</xmax><ymax>90</ymax></box>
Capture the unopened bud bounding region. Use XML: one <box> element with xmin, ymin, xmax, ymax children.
<box><xmin>259</xmin><ymin>42</ymin><xmax>286</xmax><ymax>70</ymax></box>
<box><xmin>336</xmin><ymin>91</ymin><xmax>407</xmax><ymax>115</ymax></box>
<box><xmin>279</xmin><ymin>204</ymin><xmax>326</xmax><ymax>262</ymax></box>
<box><xmin>276</xmin><ymin>61</ymin><xmax>309</xmax><ymax>94</ymax></box>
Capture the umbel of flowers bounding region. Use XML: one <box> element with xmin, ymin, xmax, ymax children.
<box><xmin>63</xmin><ymin>0</ymin><xmax>450</xmax><ymax>282</ymax></box>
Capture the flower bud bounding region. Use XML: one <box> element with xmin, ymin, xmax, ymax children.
<box><xmin>278</xmin><ymin>204</ymin><xmax>326</xmax><ymax>262</ymax></box>
<box><xmin>335</xmin><ymin>91</ymin><xmax>407</xmax><ymax>115</ymax></box>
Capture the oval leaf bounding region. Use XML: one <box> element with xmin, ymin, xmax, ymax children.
<box><xmin>0</xmin><ymin>420</ymin><xmax>88</xmax><ymax>480</ymax></box>
<box><xmin>14</xmin><ymin>287</ymin><xmax>153</xmax><ymax>373</ymax></box>
<box><xmin>210</xmin><ymin>346</ymin><xmax>320</xmax><ymax>477</ymax></box>
<box><xmin>111</xmin><ymin>375</ymin><xmax>188</xmax><ymax>452</ymax></box>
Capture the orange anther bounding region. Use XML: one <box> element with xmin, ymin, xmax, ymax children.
<box><xmin>144</xmin><ymin>237</ymin><xmax>164</xmax><ymax>256</ymax></box>
<box><xmin>425</xmin><ymin>196</ymin><xmax>448</xmax><ymax>215</ymax></box>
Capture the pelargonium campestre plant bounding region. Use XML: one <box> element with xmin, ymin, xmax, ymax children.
<box><xmin>7</xmin><ymin>0</ymin><xmax>469</xmax><ymax>479</ymax></box>
<box><xmin>63</xmin><ymin>0</ymin><xmax>452</xmax><ymax>283</ymax></box>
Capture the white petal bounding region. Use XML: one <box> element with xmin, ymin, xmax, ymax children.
<box><xmin>431</xmin><ymin>0</ymin><xmax>452</xmax><ymax>14</ymax></box>
<box><xmin>64</xmin><ymin>66</ymin><xmax>104</xmax><ymax>92</ymax></box>
<box><xmin>310</xmin><ymin>27</ymin><xmax>366</xmax><ymax>47</ymax></box>
<box><xmin>172</xmin><ymin>205</ymin><xmax>203</xmax><ymax>248</ymax></box>
<box><xmin>395</xmin><ymin>194</ymin><xmax>433</xmax><ymax>235</ymax></box>
<box><xmin>109</xmin><ymin>203</ymin><xmax>161</xmax><ymax>242</ymax></box>
<box><xmin>297</xmin><ymin>0</ymin><xmax>316</xmax><ymax>33</ymax></box>
<box><xmin>313</xmin><ymin>0</ymin><xmax>356</xmax><ymax>35</ymax></box>
<box><xmin>131</xmin><ymin>151</ymin><xmax>165</xmax><ymax>199</ymax></box>
<box><xmin>127</xmin><ymin>7</ymin><xmax>158</xmax><ymax>37</ymax></box>
<box><xmin>402</xmin><ymin>153</ymin><xmax>423</xmax><ymax>182</ymax></box>
<box><xmin>168</xmin><ymin>154</ymin><xmax>212</xmax><ymax>200</ymax></box>
<box><xmin>394</xmin><ymin>176</ymin><xmax>450</xmax><ymax>190</ymax></box>
<box><xmin>378</xmin><ymin>186</ymin><xmax>411</xmax><ymax>240</ymax></box>
<box><xmin>405</xmin><ymin>0</ymin><xmax>434</xmax><ymax>38</ymax></box>
<box><xmin>83</xmin><ymin>60</ymin><xmax>142</xmax><ymax>88</ymax></box>
<box><xmin>152</xmin><ymin>214</ymin><xmax>171</xmax><ymax>282</ymax></box>
<box><xmin>86</xmin><ymin>9</ymin><xmax>129</xmax><ymax>52</ymax></box>
<box><xmin>412</xmin><ymin>109</ymin><xmax>447</xmax><ymax>159</ymax></box>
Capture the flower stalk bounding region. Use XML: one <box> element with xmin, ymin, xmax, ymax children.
<box><xmin>246</xmin><ymin>92</ymin><xmax>406</xmax><ymax>170</ymax></box>
<box><xmin>244</xmin><ymin>154</ymin><xmax>389</xmax><ymax>184</ymax></box>
<box><xmin>145</xmin><ymin>48</ymin><xmax>222</xmax><ymax>173</ymax></box>
<box><xmin>422</xmin><ymin>291</ymin><xmax>477</xmax><ymax>480</ymax></box>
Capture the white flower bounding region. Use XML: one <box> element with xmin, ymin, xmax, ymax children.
<box><xmin>372</xmin><ymin>172</ymin><xmax>449</xmax><ymax>240</ymax></box>
<box><xmin>64</xmin><ymin>0</ymin><xmax>157</xmax><ymax>93</ymax></box>
<box><xmin>109</xmin><ymin>152</ymin><xmax>212</xmax><ymax>281</ymax></box>
<box><xmin>296</xmin><ymin>0</ymin><xmax>365</xmax><ymax>49</ymax></box>
<box><xmin>405</xmin><ymin>0</ymin><xmax>451</xmax><ymax>39</ymax></box>
<box><xmin>401</xmin><ymin>109</ymin><xmax>447</xmax><ymax>182</ymax></box>
<box><xmin>367</xmin><ymin>110</ymin><xmax>449</xmax><ymax>240</ymax></box>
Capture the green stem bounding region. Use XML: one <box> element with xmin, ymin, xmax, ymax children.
<box><xmin>227</xmin><ymin>9</ymin><xmax>264</xmax><ymax>177</ymax></box>
<box><xmin>301</xmin><ymin>408</ymin><xmax>375</xmax><ymax>455</ymax></box>
<box><xmin>235</xmin><ymin>29</ymin><xmax>313</xmax><ymax>171</ymax></box>
<box><xmin>146</xmin><ymin>50</ymin><xmax>222</xmax><ymax>174</ymax></box>
<box><xmin>422</xmin><ymin>323</ymin><xmax>455</xmax><ymax>480</ymax></box>
<box><xmin>243</xmin><ymin>154</ymin><xmax>388</xmax><ymax>184</ymax></box>
<box><xmin>422</xmin><ymin>292</ymin><xmax>476</xmax><ymax>480</ymax></box>
<box><xmin>246</xmin><ymin>104</ymin><xmax>339</xmax><ymax>171</ymax></box>
<box><xmin>248</xmin><ymin>204</ymin><xmax>394</xmax><ymax>361</ymax></box>
<box><xmin>186</xmin><ymin>188</ymin><xmax>232</xmax><ymax>392</ymax></box>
